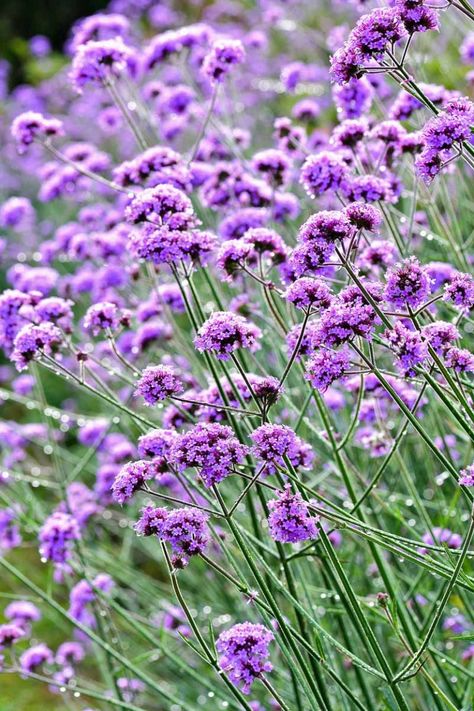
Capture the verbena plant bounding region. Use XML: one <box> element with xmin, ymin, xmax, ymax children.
<box><xmin>0</xmin><ymin>2</ymin><xmax>473</xmax><ymax>710</ymax></box>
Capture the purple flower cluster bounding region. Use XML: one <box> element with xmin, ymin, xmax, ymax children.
<box><xmin>202</xmin><ymin>39</ymin><xmax>246</xmax><ymax>84</ymax></box>
<box><xmin>136</xmin><ymin>365</ymin><xmax>184</xmax><ymax>405</ymax></box>
<box><xmin>216</xmin><ymin>622</ymin><xmax>274</xmax><ymax>693</ymax></box>
<box><xmin>135</xmin><ymin>505</ymin><xmax>209</xmax><ymax>564</ymax></box>
<box><xmin>170</xmin><ymin>423</ymin><xmax>248</xmax><ymax>487</ymax></box>
<box><xmin>250</xmin><ymin>424</ymin><xmax>313</xmax><ymax>474</ymax></box>
<box><xmin>194</xmin><ymin>311</ymin><xmax>262</xmax><ymax>360</ymax></box>
<box><xmin>268</xmin><ymin>485</ymin><xmax>317</xmax><ymax>543</ymax></box>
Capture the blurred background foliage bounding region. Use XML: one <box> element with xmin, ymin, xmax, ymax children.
<box><xmin>0</xmin><ymin>0</ymin><xmax>107</xmax><ymax>88</ymax></box>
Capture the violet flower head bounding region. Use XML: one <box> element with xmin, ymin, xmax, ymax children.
<box><xmin>284</xmin><ymin>278</ymin><xmax>332</xmax><ymax>311</ymax></box>
<box><xmin>385</xmin><ymin>257</ymin><xmax>431</xmax><ymax>309</ymax></box>
<box><xmin>0</xmin><ymin>197</ymin><xmax>35</xmax><ymax>230</ymax></box>
<box><xmin>111</xmin><ymin>460</ymin><xmax>156</xmax><ymax>504</ymax></box>
<box><xmin>11</xmin><ymin>111</ymin><xmax>64</xmax><ymax>148</ymax></box>
<box><xmin>201</xmin><ymin>39</ymin><xmax>246</xmax><ymax>84</ymax></box>
<box><xmin>459</xmin><ymin>464</ymin><xmax>474</xmax><ymax>487</ymax></box>
<box><xmin>332</xmin><ymin>78</ymin><xmax>374</xmax><ymax>118</ymax></box>
<box><xmin>83</xmin><ymin>301</ymin><xmax>120</xmax><ymax>336</ymax></box>
<box><xmin>137</xmin><ymin>428</ymin><xmax>177</xmax><ymax>458</ymax></box>
<box><xmin>217</xmin><ymin>622</ymin><xmax>274</xmax><ymax>694</ymax></box>
<box><xmin>251</xmin><ymin>149</ymin><xmax>291</xmax><ymax>188</ymax></box>
<box><xmin>5</xmin><ymin>601</ymin><xmax>41</xmax><ymax>626</ymax></box>
<box><xmin>11</xmin><ymin>322</ymin><xmax>62</xmax><ymax>371</ymax></box>
<box><xmin>268</xmin><ymin>485</ymin><xmax>317</xmax><ymax>543</ymax></box>
<box><xmin>55</xmin><ymin>641</ymin><xmax>85</xmax><ymax>666</ymax></box>
<box><xmin>300</xmin><ymin>151</ymin><xmax>349</xmax><ymax>198</ymax></box>
<box><xmin>420</xmin><ymin>527</ymin><xmax>462</xmax><ymax>554</ymax></box>
<box><xmin>316</xmin><ymin>299</ymin><xmax>377</xmax><ymax>347</ymax></box>
<box><xmin>38</xmin><ymin>512</ymin><xmax>80</xmax><ymax>564</ymax></box>
<box><xmin>134</xmin><ymin>505</ymin><xmax>169</xmax><ymax>536</ymax></box>
<box><xmin>125</xmin><ymin>184</ymin><xmax>194</xmax><ymax>225</ymax></box>
<box><xmin>194</xmin><ymin>311</ymin><xmax>262</xmax><ymax>360</ymax></box>
<box><xmin>344</xmin><ymin>202</ymin><xmax>383</xmax><ymax>231</ymax></box>
<box><xmin>136</xmin><ymin>365</ymin><xmax>184</xmax><ymax>405</ymax></box>
<box><xmin>349</xmin><ymin>8</ymin><xmax>407</xmax><ymax>60</ymax></box>
<box><xmin>299</xmin><ymin>210</ymin><xmax>352</xmax><ymax>243</ymax></box>
<box><xmin>443</xmin><ymin>272</ymin><xmax>474</xmax><ymax>310</ymax></box>
<box><xmin>422</xmin><ymin>321</ymin><xmax>459</xmax><ymax>354</ymax></box>
<box><xmin>306</xmin><ymin>347</ymin><xmax>351</xmax><ymax>391</ymax></box>
<box><xmin>70</xmin><ymin>37</ymin><xmax>134</xmax><ymax>91</ymax></box>
<box><xmin>444</xmin><ymin>347</ymin><xmax>474</xmax><ymax>373</ymax></box>
<box><xmin>20</xmin><ymin>643</ymin><xmax>54</xmax><ymax>673</ymax></box>
<box><xmin>170</xmin><ymin>423</ymin><xmax>248</xmax><ymax>487</ymax></box>
<box><xmin>0</xmin><ymin>624</ymin><xmax>25</xmax><ymax>650</ymax></box>
<box><xmin>385</xmin><ymin>321</ymin><xmax>429</xmax><ymax>377</ymax></box>
<box><xmin>161</xmin><ymin>507</ymin><xmax>210</xmax><ymax>563</ymax></box>
<box><xmin>70</xmin><ymin>13</ymin><xmax>130</xmax><ymax>51</ymax></box>
<box><xmin>250</xmin><ymin>424</ymin><xmax>313</xmax><ymax>474</ymax></box>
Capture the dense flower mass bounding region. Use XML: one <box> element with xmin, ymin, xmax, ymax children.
<box><xmin>194</xmin><ymin>311</ymin><xmax>262</xmax><ymax>360</ymax></box>
<box><xmin>136</xmin><ymin>365</ymin><xmax>184</xmax><ymax>405</ymax></box>
<box><xmin>170</xmin><ymin>423</ymin><xmax>248</xmax><ymax>487</ymax></box>
<box><xmin>251</xmin><ymin>424</ymin><xmax>313</xmax><ymax>473</ymax></box>
<box><xmin>216</xmin><ymin>622</ymin><xmax>274</xmax><ymax>693</ymax></box>
<box><xmin>0</xmin><ymin>0</ymin><xmax>473</xmax><ymax>707</ymax></box>
<box><xmin>267</xmin><ymin>485</ymin><xmax>317</xmax><ymax>543</ymax></box>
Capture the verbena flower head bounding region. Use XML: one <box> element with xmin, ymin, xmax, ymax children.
<box><xmin>38</xmin><ymin>512</ymin><xmax>80</xmax><ymax>564</ymax></box>
<box><xmin>70</xmin><ymin>37</ymin><xmax>134</xmax><ymax>91</ymax></box>
<box><xmin>0</xmin><ymin>196</ymin><xmax>35</xmax><ymax>230</ymax></box>
<box><xmin>112</xmin><ymin>460</ymin><xmax>156</xmax><ymax>504</ymax></box>
<box><xmin>19</xmin><ymin>643</ymin><xmax>54</xmax><ymax>673</ymax></box>
<box><xmin>385</xmin><ymin>321</ymin><xmax>429</xmax><ymax>376</ymax></box>
<box><xmin>217</xmin><ymin>239</ymin><xmax>255</xmax><ymax>280</ymax></box>
<box><xmin>459</xmin><ymin>464</ymin><xmax>474</xmax><ymax>487</ymax></box>
<box><xmin>316</xmin><ymin>299</ymin><xmax>377</xmax><ymax>347</ymax></box>
<box><xmin>422</xmin><ymin>112</ymin><xmax>473</xmax><ymax>153</ymax></box>
<box><xmin>11</xmin><ymin>323</ymin><xmax>62</xmax><ymax>371</ymax></box>
<box><xmin>420</xmin><ymin>527</ymin><xmax>462</xmax><ymax>554</ymax></box>
<box><xmin>216</xmin><ymin>622</ymin><xmax>274</xmax><ymax>693</ymax></box>
<box><xmin>344</xmin><ymin>201</ymin><xmax>383</xmax><ymax>231</ymax></box>
<box><xmin>299</xmin><ymin>210</ymin><xmax>352</xmax><ymax>243</ymax></box>
<box><xmin>251</xmin><ymin>424</ymin><xmax>313</xmax><ymax>473</ymax></box>
<box><xmin>243</xmin><ymin>228</ymin><xmax>287</xmax><ymax>264</ymax></box>
<box><xmin>5</xmin><ymin>601</ymin><xmax>41</xmax><ymax>626</ymax></box>
<box><xmin>444</xmin><ymin>347</ymin><xmax>474</xmax><ymax>373</ymax></box>
<box><xmin>161</xmin><ymin>507</ymin><xmax>210</xmax><ymax>563</ymax></box>
<box><xmin>170</xmin><ymin>423</ymin><xmax>248</xmax><ymax>487</ymax></box>
<box><xmin>444</xmin><ymin>272</ymin><xmax>474</xmax><ymax>310</ymax></box>
<box><xmin>125</xmin><ymin>185</ymin><xmax>194</xmax><ymax>225</ymax></box>
<box><xmin>333</xmin><ymin>78</ymin><xmax>374</xmax><ymax>118</ymax></box>
<box><xmin>349</xmin><ymin>8</ymin><xmax>407</xmax><ymax>60</ymax></box>
<box><xmin>55</xmin><ymin>641</ymin><xmax>85</xmax><ymax>666</ymax></box>
<box><xmin>137</xmin><ymin>428</ymin><xmax>177</xmax><ymax>458</ymax></box>
<box><xmin>134</xmin><ymin>505</ymin><xmax>169</xmax><ymax>537</ymax></box>
<box><xmin>11</xmin><ymin>111</ymin><xmax>64</xmax><ymax>148</ymax></box>
<box><xmin>385</xmin><ymin>257</ymin><xmax>431</xmax><ymax>308</ymax></box>
<box><xmin>136</xmin><ymin>365</ymin><xmax>184</xmax><ymax>405</ymax></box>
<box><xmin>83</xmin><ymin>301</ymin><xmax>120</xmax><ymax>336</ymax></box>
<box><xmin>251</xmin><ymin>149</ymin><xmax>291</xmax><ymax>187</ymax></box>
<box><xmin>201</xmin><ymin>39</ymin><xmax>246</xmax><ymax>84</ymax></box>
<box><xmin>399</xmin><ymin>5</ymin><xmax>439</xmax><ymax>34</ymax></box>
<box><xmin>306</xmin><ymin>347</ymin><xmax>351</xmax><ymax>391</ymax></box>
<box><xmin>70</xmin><ymin>13</ymin><xmax>130</xmax><ymax>51</ymax></box>
<box><xmin>194</xmin><ymin>311</ymin><xmax>262</xmax><ymax>360</ymax></box>
<box><xmin>300</xmin><ymin>152</ymin><xmax>349</xmax><ymax>197</ymax></box>
<box><xmin>268</xmin><ymin>485</ymin><xmax>317</xmax><ymax>543</ymax></box>
<box><xmin>0</xmin><ymin>623</ymin><xmax>25</xmax><ymax>650</ymax></box>
<box><xmin>422</xmin><ymin>321</ymin><xmax>459</xmax><ymax>354</ymax></box>
<box><xmin>284</xmin><ymin>277</ymin><xmax>332</xmax><ymax>311</ymax></box>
